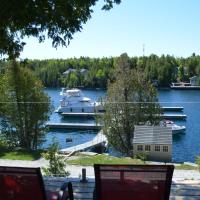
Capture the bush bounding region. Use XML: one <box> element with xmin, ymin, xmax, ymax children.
<box><xmin>196</xmin><ymin>156</ymin><xmax>200</xmax><ymax>172</ymax></box>
<box><xmin>42</xmin><ymin>139</ymin><xmax>70</xmax><ymax>177</ymax></box>
<box><xmin>134</xmin><ymin>152</ymin><xmax>147</xmax><ymax>163</ymax></box>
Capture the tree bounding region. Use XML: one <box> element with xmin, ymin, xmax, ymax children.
<box><xmin>42</xmin><ymin>139</ymin><xmax>70</xmax><ymax>177</ymax></box>
<box><xmin>0</xmin><ymin>0</ymin><xmax>121</xmax><ymax>59</ymax></box>
<box><xmin>0</xmin><ymin>61</ymin><xmax>51</xmax><ymax>149</ymax></box>
<box><xmin>101</xmin><ymin>53</ymin><xmax>161</xmax><ymax>156</ymax></box>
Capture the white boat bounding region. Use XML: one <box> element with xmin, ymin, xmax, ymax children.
<box><xmin>163</xmin><ymin>120</ymin><xmax>186</xmax><ymax>134</ymax></box>
<box><xmin>56</xmin><ymin>88</ymin><xmax>100</xmax><ymax>113</ymax></box>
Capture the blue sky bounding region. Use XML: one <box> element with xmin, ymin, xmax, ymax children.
<box><xmin>20</xmin><ymin>0</ymin><xmax>200</xmax><ymax>59</ymax></box>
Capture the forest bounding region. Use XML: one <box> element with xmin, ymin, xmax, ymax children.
<box><xmin>1</xmin><ymin>53</ymin><xmax>200</xmax><ymax>89</ymax></box>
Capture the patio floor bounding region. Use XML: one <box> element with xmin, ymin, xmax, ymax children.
<box><xmin>44</xmin><ymin>177</ymin><xmax>200</xmax><ymax>200</ymax></box>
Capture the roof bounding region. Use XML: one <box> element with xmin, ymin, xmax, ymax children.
<box><xmin>133</xmin><ymin>125</ymin><xmax>172</xmax><ymax>145</ymax></box>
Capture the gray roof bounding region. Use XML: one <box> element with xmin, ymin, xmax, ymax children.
<box><xmin>133</xmin><ymin>125</ymin><xmax>172</xmax><ymax>145</ymax></box>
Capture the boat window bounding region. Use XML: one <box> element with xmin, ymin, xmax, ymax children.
<box><xmin>155</xmin><ymin>145</ymin><xmax>160</xmax><ymax>152</ymax></box>
<box><xmin>70</xmin><ymin>108</ymin><xmax>72</xmax><ymax>112</ymax></box>
<box><xmin>145</xmin><ymin>145</ymin><xmax>151</xmax><ymax>151</ymax></box>
<box><xmin>82</xmin><ymin>108</ymin><xmax>84</xmax><ymax>112</ymax></box>
<box><xmin>137</xmin><ymin>145</ymin><xmax>143</xmax><ymax>151</ymax></box>
<box><xmin>163</xmin><ymin>146</ymin><xmax>168</xmax><ymax>152</ymax></box>
<box><xmin>68</xmin><ymin>91</ymin><xmax>80</xmax><ymax>97</ymax></box>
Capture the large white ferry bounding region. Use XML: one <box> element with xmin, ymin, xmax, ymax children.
<box><xmin>56</xmin><ymin>88</ymin><xmax>100</xmax><ymax>113</ymax></box>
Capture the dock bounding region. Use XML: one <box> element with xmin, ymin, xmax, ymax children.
<box><xmin>60</xmin><ymin>130</ymin><xmax>107</xmax><ymax>154</ymax></box>
<box><xmin>46</xmin><ymin>122</ymin><xmax>101</xmax><ymax>130</ymax></box>
<box><xmin>162</xmin><ymin>106</ymin><xmax>183</xmax><ymax>111</ymax></box>
<box><xmin>171</xmin><ymin>85</ymin><xmax>200</xmax><ymax>90</ymax></box>
<box><xmin>163</xmin><ymin>114</ymin><xmax>187</xmax><ymax>120</ymax></box>
<box><xmin>60</xmin><ymin>112</ymin><xmax>104</xmax><ymax>117</ymax></box>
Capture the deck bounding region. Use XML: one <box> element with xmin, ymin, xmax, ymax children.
<box><xmin>44</xmin><ymin>177</ymin><xmax>200</xmax><ymax>200</ymax></box>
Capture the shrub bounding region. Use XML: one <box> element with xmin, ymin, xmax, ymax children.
<box><xmin>42</xmin><ymin>139</ymin><xmax>70</xmax><ymax>177</ymax></box>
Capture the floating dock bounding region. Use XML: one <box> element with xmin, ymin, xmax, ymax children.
<box><xmin>171</xmin><ymin>86</ymin><xmax>200</xmax><ymax>90</ymax></box>
<box><xmin>60</xmin><ymin>130</ymin><xmax>107</xmax><ymax>154</ymax></box>
<box><xmin>46</xmin><ymin>122</ymin><xmax>102</xmax><ymax>130</ymax></box>
<box><xmin>60</xmin><ymin>112</ymin><xmax>104</xmax><ymax>117</ymax></box>
<box><xmin>163</xmin><ymin>114</ymin><xmax>187</xmax><ymax>120</ymax></box>
<box><xmin>162</xmin><ymin>106</ymin><xmax>183</xmax><ymax>111</ymax></box>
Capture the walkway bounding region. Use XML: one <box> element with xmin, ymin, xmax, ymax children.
<box><xmin>60</xmin><ymin>130</ymin><xmax>107</xmax><ymax>154</ymax></box>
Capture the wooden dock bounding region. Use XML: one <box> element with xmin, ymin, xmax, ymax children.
<box><xmin>60</xmin><ymin>112</ymin><xmax>104</xmax><ymax>117</ymax></box>
<box><xmin>44</xmin><ymin>177</ymin><xmax>200</xmax><ymax>200</ymax></box>
<box><xmin>162</xmin><ymin>106</ymin><xmax>184</xmax><ymax>111</ymax></box>
<box><xmin>46</xmin><ymin>122</ymin><xmax>102</xmax><ymax>130</ymax></box>
<box><xmin>60</xmin><ymin>130</ymin><xmax>107</xmax><ymax>154</ymax></box>
<box><xmin>163</xmin><ymin>114</ymin><xmax>187</xmax><ymax>120</ymax></box>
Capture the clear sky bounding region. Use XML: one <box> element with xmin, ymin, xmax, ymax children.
<box><xmin>20</xmin><ymin>0</ymin><xmax>200</xmax><ymax>59</ymax></box>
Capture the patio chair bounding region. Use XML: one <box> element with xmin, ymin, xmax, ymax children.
<box><xmin>0</xmin><ymin>166</ymin><xmax>73</xmax><ymax>200</ymax></box>
<box><xmin>94</xmin><ymin>164</ymin><xmax>174</xmax><ymax>200</ymax></box>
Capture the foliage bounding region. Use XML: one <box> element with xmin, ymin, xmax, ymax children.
<box><xmin>0</xmin><ymin>61</ymin><xmax>51</xmax><ymax>150</ymax></box>
<box><xmin>100</xmin><ymin>53</ymin><xmax>162</xmax><ymax>156</ymax></box>
<box><xmin>134</xmin><ymin>152</ymin><xmax>147</xmax><ymax>163</ymax></box>
<box><xmin>0</xmin><ymin>0</ymin><xmax>121</xmax><ymax>58</ymax></box>
<box><xmin>42</xmin><ymin>140</ymin><xmax>70</xmax><ymax>177</ymax></box>
<box><xmin>67</xmin><ymin>154</ymin><xmax>143</xmax><ymax>166</ymax></box>
<box><xmin>196</xmin><ymin>156</ymin><xmax>200</xmax><ymax>172</ymax></box>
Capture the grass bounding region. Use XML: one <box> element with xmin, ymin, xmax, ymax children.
<box><xmin>175</xmin><ymin>164</ymin><xmax>198</xmax><ymax>170</ymax></box>
<box><xmin>0</xmin><ymin>148</ymin><xmax>43</xmax><ymax>161</ymax></box>
<box><xmin>67</xmin><ymin>154</ymin><xmax>200</xmax><ymax>171</ymax></box>
<box><xmin>67</xmin><ymin>154</ymin><xmax>144</xmax><ymax>166</ymax></box>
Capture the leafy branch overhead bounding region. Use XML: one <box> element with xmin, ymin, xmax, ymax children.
<box><xmin>0</xmin><ymin>0</ymin><xmax>121</xmax><ymax>58</ymax></box>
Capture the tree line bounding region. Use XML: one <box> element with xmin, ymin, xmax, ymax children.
<box><xmin>1</xmin><ymin>53</ymin><xmax>200</xmax><ymax>89</ymax></box>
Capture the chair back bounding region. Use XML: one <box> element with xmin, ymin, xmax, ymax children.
<box><xmin>94</xmin><ymin>164</ymin><xmax>174</xmax><ymax>200</ymax></box>
<box><xmin>0</xmin><ymin>166</ymin><xmax>46</xmax><ymax>200</ymax></box>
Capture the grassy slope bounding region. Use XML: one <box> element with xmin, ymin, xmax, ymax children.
<box><xmin>0</xmin><ymin>149</ymin><xmax>42</xmax><ymax>161</ymax></box>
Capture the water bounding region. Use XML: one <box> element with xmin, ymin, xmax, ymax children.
<box><xmin>43</xmin><ymin>88</ymin><xmax>105</xmax><ymax>149</ymax></box>
<box><xmin>44</xmin><ymin>88</ymin><xmax>200</xmax><ymax>163</ymax></box>
<box><xmin>158</xmin><ymin>89</ymin><xmax>200</xmax><ymax>163</ymax></box>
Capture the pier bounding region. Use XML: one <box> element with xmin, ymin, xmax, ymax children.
<box><xmin>162</xmin><ymin>106</ymin><xmax>183</xmax><ymax>111</ymax></box>
<box><xmin>163</xmin><ymin>114</ymin><xmax>187</xmax><ymax>120</ymax></box>
<box><xmin>60</xmin><ymin>112</ymin><xmax>103</xmax><ymax>117</ymax></box>
<box><xmin>46</xmin><ymin>122</ymin><xmax>102</xmax><ymax>130</ymax></box>
<box><xmin>60</xmin><ymin>130</ymin><xmax>107</xmax><ymax>154</ymax></box>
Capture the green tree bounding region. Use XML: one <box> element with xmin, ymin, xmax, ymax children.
<box><xmin>0</xmin><ymin>0</ymin><xmax>121</xmax><ymax>58</ymax></box>
<box><xmin>42</xmin><ymin>140</ymin><xmax>70</xmax><ymax>177</ymax></box>
<box><xmin>101</xmin><ymin>53</ymin><xmax>161</xmax><ymax>156</ymax></box>
<box><xmin>0</xmin><ymin>61</ymin><xmax>51</xmax><ymax>150</ymax></box>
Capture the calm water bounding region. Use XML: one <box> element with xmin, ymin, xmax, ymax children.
<box><xmin>45</xmin><ymin>88</ymin><xmax>200</xmax><ymax>163</ymax></box>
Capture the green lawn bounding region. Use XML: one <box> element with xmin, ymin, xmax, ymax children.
<box><xmin>67</xmin><ymin>154</ymin><xmax>199</xmax><ymax>170</ymax></box>
<box><xmin>0</xmin><ymin>149</ymin><xmax>42</xmax><ymax>161</ymax></box>
<box><xmin>67</xmin><ymin>154</ymin><xmax>144</xmax><ymax>166</ymax></box>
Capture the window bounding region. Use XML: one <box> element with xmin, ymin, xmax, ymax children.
<box><xmin>155</xmin><ymin>145</ymin><xmax>160</xmax><ymax>152</ymax></box>
<box><xmin>163</xmin><ymin>146</ymin><xmax>168</xmax><ymax>152</ymax></box>
<box><xmin>145</xmin><ymin>145</ymin><xmax>151</xmax><ymax>151</ymax></box>
<box><xmin>137</xmin><ymin>145</ymin><xmax>143</xmax><ymax>151</ymax></box>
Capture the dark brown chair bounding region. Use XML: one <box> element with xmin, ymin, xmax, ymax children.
<box><xmin>94</xmin><ymin>164</ymin><xmax>174</xmax><ymax>200</ymax></box>
<box><xmin>0</xmin><ymin>166</ymin><xmax>73</xmax><ymax>200</ymax></box>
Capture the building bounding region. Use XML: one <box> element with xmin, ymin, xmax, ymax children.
<box><xmin>189</xmin><ymin>76</ymin><xmax>199</xmax><ymax>86</ymax></box>
<box><xmin>63</xmin><ymin>68</ymin><xmax>76</xmax><ymax>76</ymax></box>
<box><xmin>133</xmin><ymin>125</ymin><xmax>172</xmax><ymax>162</ymax></box>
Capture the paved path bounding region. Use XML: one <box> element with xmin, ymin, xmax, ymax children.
<box><xmin>0</xmin><ymin>158</ymin><xmax>200</xmax><ymax>181</ymax></box>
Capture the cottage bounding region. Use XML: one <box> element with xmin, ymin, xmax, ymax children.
<box><xmin>63</xmin><ymin>68</ymin><xmax>76</xmax><ymax>75</ymax></box>
<box><xmin>133</xmin><ymin>125</ymin><xmax>172</xmax><ymax>162</ymax></box>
